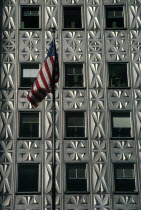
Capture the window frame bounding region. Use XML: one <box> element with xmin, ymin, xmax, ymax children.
<box><xmin>20</xmin><ymin>5</ymin><xmax>41</xmax><ymax>29</ymax></box>
<box><xmin>63</xmin><ymin>5</ymin><xmax>84</xmax><ymax>29</ymax></box>
<box><xmin>19</xmin><ymin>63</ymin><xmax>40</xmax><ymax>88</ymax></box>
<box><xmin>113</xmin><ymin>163</ymin><xmax>137</xmax><ymax>193</ymax></box>
<box><xmin>64</xmin><ymin>111</ymin><xmax>87</xmax><ymax>139</ymax></box>
<box><xmin>105</xmin><ymin>5</ymin><xmax>126</xmax><ymax>29</ymax></box>
<box><xmin>17</xmin><ymin>163</ymin><xmax>41</xmax><ymax>194</ymax></box>
<box><xmin>18</xmin><ymin>111</ymin><xmax>41</xmax><ymax>140</ymax></box>
<box><xmin>65</xmin><ymin>163</ymin><xmax>89</xmax><ymax>193</ymax></box>
<box><xmin>107</xmin><ymin>62</ymin><xmax>130</xmax><ymax>89</ymax></box>
<box><xmin>64</xmin><ymin>63</ymin><xmax>85</xmax><ymax>88</ymax></box>
<box><xmin>110</xmin><ymin>111</ymin><xmax>134</xmax><ymax>139</ymax></box>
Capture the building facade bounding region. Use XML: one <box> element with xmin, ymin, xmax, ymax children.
<box><xmin>0</xmin><ymin>0</ymin><xmax>141</xmax><ymax>209</ymax></box>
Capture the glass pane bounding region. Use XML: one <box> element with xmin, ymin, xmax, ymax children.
<box><xmin>77</xmin><ymin>168</ymin><xmax>86</xmax><ymax>178</ymax></box>
<box><xmin>23</xmin><ymin>68</ymin><xmax>38</xmax><ymax>78</ymax></box>
<box><xmin>21</xmin><ymin>7</ymin><xmax>39</xmax><ymax>28</ymax></box>
<box><xmin>18</xmin><ymin>164</ymin><xmax>39</xmax><ymax>192</ymax></box>
<box><xmin>125</xmin><ymin>168</ymin><xmax>134</xmax><ymax>178</ymax></box>
<box><xmin>67</xmin><ymin>179</ymin><xmax>87</xmax><ymax>191</ymax></box>
<box><xmin>113</xmin><ymin>117</ymin><xmax>131</xmax><ymax>128</ymax></box>
<box><xmin>64</xmin><ymin>7</ymin><xmax>82</xmax><ymax>28</ymax></box>
<box><xmin>68</xmin><ymin>169</ymin><xmax>76</xmax><ymax>179</ymax></box>
<box><xmin>106</xmin><ymin>7</ymin><xmax>124</xmax><ymax>28</ymax></box>
<box><xmin>21</xmin><ymin>113</ymin><xmax>39</xmax><ymax>123</ymax></box>
<box><xmin>66</xmin><ymin>112</ymin><xmax>84</xmax><ymax>126</ymax></box>
<box><xmin>65</xmin><ymin>64</ymin><xmax>83</xmax><ymax>87</ymax></box>
<box><xmin>116</xmin><ymin>168</ymin><xmax>124</xmax><ymax>178</ymax></box>
<box><xmin>66</xmin><ymin>127</ymin><xmax>85</xmax><ymax>137</ymax></box>
<box><xmin>115</xmin><ymin>179</ymin><xmax>135</xmax><ymax>192</ymax></box>
<box><xmin>109</xmin><ymin>64</ymin><xmax>128</xmax><ymax>87</ymax></box>
<box><xmin>20</xmin><ymin>113</ymin><xmax>39</xmax><ymax>137</ymax></box>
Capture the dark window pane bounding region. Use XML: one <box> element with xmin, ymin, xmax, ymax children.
<box><xmin>21</xmin><ymin>7</ymin><xmax>39</xmax><ymax>28</ymax></box>
<box><xmin>65</xmin><ymin>64</ymin><xmax>83</xmax><ymax>87</ymax></box>
<box><xmin>64</xmin><ymin>7</ymin><xmax>82</xmax><ymax>28</ymax></box>
<box><xmin>115</xmin><ymin>179</ymin><xmax>135</xmax><ymax>191</ymax></box>
<box><xmin>67</xmin><ymin>179</ymin><xmax>87</xmax><ymax>191</ymax></box>
<box><xmin>125</xmin><ymin>169</ymin><xmax>134</xmax><ymax>178</ymax></box>
<box><xmin>114</xmin><ymin>164</ymin><xmax>136</xmax><ymax>192</ymax></box>
<box><xmin>109</xmin><ymin>64</ymin><xmax>128</xmax><ymax>87</ymax></box>
<box><xmin>65</xmin><ymin>112</ymin><xmax>85</xmax><ymax>137</ymax></box>
<box><xmin>21</xmin><ymin>64</ymin><xmax>39</xmax><ymax>87</ymax></box>
<box><xmin>111</xmin><ymin>112</ymin><xmax>132</xmax><ymax>138</ymax></box>
<box><xmin>18</xmin><ymin>164</ymin><xmax>39</xmax><ymax>192</ymax></box>
<box><xmin>66</xmin><ymin>164</ymin><xmax>87</xmax><ymax>192</ymax></box>
<box><xmin>20</xmin><ymin>112</ymin><xmax>39</xmax><ymax>137</ymax></box>
<box><xmin>77</xmin><ymin>168</ymin><xmax>86</xmax><ymax>178</ymax></box>
<box><xmin>106</xmin><ymin>7</ymin><xmax>124</xmax><ymax>28</ymax></box>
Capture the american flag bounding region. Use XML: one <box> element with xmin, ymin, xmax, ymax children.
<box><xmin>27</xmin><ymin>40</ymin><xmax>59</xmax><ymax>107</ymax></box>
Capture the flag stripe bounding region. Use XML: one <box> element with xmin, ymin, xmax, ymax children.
<box><xmin>27</xmin><ymin>40</ymin><xmax>59</xmax><ymax>107</ymax></box>
<box><xmin>27</xmin><ymin>94</ymin><xmax>38</xmax><ymax>107</ymax></box>
<box><xmin>39</xmin><ymin>68</ymin><xmax>51</xmax><ymax>93</ymax></box>
<box><xmin>44</xmin><ymin>60</ymin><xmax>52</xmax><ymax>82</ymax></box>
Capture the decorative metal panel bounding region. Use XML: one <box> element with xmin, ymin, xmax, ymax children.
<box><xmin>92</xmin><ymin>163</ymin><xmax>109</xmax><ymax>193</ymax></box>
<box><xmin>63</xmin><ymin>31</ymin><xmax>85</xmax><ymax>62</ymax></box>
<box><xmin>91</xmin><ymin>111</ymin><xmax>106</xmax><ymax>139</ymax></box>
<box><xmin>90</xmin><ymin>89</ymin><xmax>105</xmax><ymax>110</ymax></box>
<box><xmin>92</xmin><ymin>140</ymin><xmax>108</xmax><ymax>162</ymax></box>
<box><xmin>114</xmin><ymin>195</ymin><xmax>139</xmax><ymax>210</ymax></box>
<box><xmin>17</xmin><ymin>140</ymin><xmax>42</xmax><ymax>162</ymax></box>
<box><xmin>45</xmin><ymin>6</ymin><xmax>59</xmax><ymax>29</ymax></box>
<box><xmin>105</xmin><ymin>31</ymin><xmax>129</xmax><ymax>62</ymax></box>
<box><xmin>111</xmin><ymin>140</ymin><xmax>136</xmax><ymax>161</ymax></box>
<box><xmin>19</xmin><ymin>31</ymin><xmax>42</xmax><ymax>62</ymax></box>
<box><xmin>64</xmin><ymin>140</ymin><xmax>88</xmax><ymax>161</ymax></box>
<box><xmin>93</xmin><ymin>194</ymin><xmax>110</xmax><ymax>210</ymax></box>
<box><xmin>63</xmin><ymin>90</ymin><xmax>86</xmax><ymax>110</ymax></box>
<box><xmin>62</xmin><ymin>0</ymin><xmax>84</xmax><ymax>4</ymax></box>
<box><xmin>65</xmin><ymin>195</ymin><xmax>90</xmax><ymax>210</ymax></box>
<box><xmin>108</xmin><ymin>90</ymin><xmax>132</xmax><ymax>110</ymax></box>
<box><xmin>15</xmin><ymin>195</ymin><xmax>41</xmax><ymax>209</ymax></box>
<box><xmin>0</xmin><ymin>195</ymin><xmax>13</xmax><ymax>210</ymax></box>
<box><xmin>20</xmin><ymin>0</ymin><xmax>42</xmax><ymax>4</ymax></box>
<box><xmin>87</xmin><ymin>6</ymin><xmax>101</xmax><ymax>29</ymax></box>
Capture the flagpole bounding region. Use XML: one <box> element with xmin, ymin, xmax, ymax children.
<box><xmin>51</xmin><ymin>27</ymin><xmax>56</xmax><ymax>210</ymax></box>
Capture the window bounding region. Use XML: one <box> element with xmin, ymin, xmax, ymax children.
<box><xmin>63</xmin><ymin>6</ymin><xmax>82</xmax><ymax>28</ymax></box>
<box><xmin>66</xmin><ymin>164</ymin><xmax>87</xmax><ymax>192</ymax></box>
<box><xmin>111</xmin><ymin>112</ymin><xmax>133</xmax><ymax>138</ymax></box>
<box><xmin>19</xmin><ymin>112</ymin><xmax>40</xmax><ymax>138</ymax></box>
<box><xmin>21</xmin><ymin>6</ymin><xmax>40</xmax><ymax>29</ymax></box>
<box><xmin>65</xmin><ymin>64</ymin><xmax>84</xmax><ymax>87</ymax></box>
<box><xmin>20</xmin><ymin>63</ymin><xmax>39</xmax><ymax>87</ymax></box>
<box><xmin>114</xmin><ymin>164</ymin><xmax>136</xmax><ymax>192</ymax></box>
<box><xmin>17</xmin><ymin>164</ymin><xmax>39</xmax><ymax>193</ymax></box>
<box><xmin>108</xmin><ymin>63</ymin><xmax>128</xmax><ymax>88</ymax></box>
<box><xmin>65</xmin><ymin>112</ymin><xmax>86</xmax><ymax>138</ymax></box>
<box><xmin>106</xmin><ymin>6</ymin><xmax>125</xmax><ymax>28</ymax></box>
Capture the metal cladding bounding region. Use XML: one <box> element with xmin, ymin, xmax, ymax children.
<box><xmin>0</xmin><ymin>0</ymin><xmax>141</xmax><ymax>209</ymax></box>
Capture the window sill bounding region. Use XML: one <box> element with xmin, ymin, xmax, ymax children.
<box><xmin>19</xmin><ymin>87</ymin><xmax>31</xmax><ymax>90</ymax></box>
<box><xmin>63</xmin><ymin>87</ymin><xmax>86</xmax><ymax>90</ymax></box>
<box><xmin>62</xmin><ymin>28</ymin><xmax>84</xmax><ymax>31</ymax></box>
<box><xmin>16</xmin><ymin>192</ymin><xmax>41</xmax><ymax>195</ymax></box>
<box><xmin>107</xmin><ymin>87</ymin><xmax>131</xmax><ymax>89</ymax></box>
<box><xmin>17</xmin><ymin>137</ymin><xmax>41</xmax><ymax>140</ymax></box>
<box><xmin>65</xmin><ymin>191</ymin><xmax>89</xmax><ymax>194</ymax></box>
<box><xmin>110</xmin><ymin>137</ymin><xmax>134</xmax><ymax>140</ymax></box>
<box><xmin>64</xmin><ymin>137</ymin><xmax>88</xmax><ymax>140</ymax></box>
<box><xmin>20</xmin><ymin>28</ymin><xmax>41</xmax><ymax>30</ymax></box>
<box><xmin>105</xmin><ymin>28</ymin><xmax>127</xmax><ymax>30</ymax></box>
<box><xmin>113</xmin><ymin>191</ymin><xmax>138</xmax><ymax>194</ymax></box>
